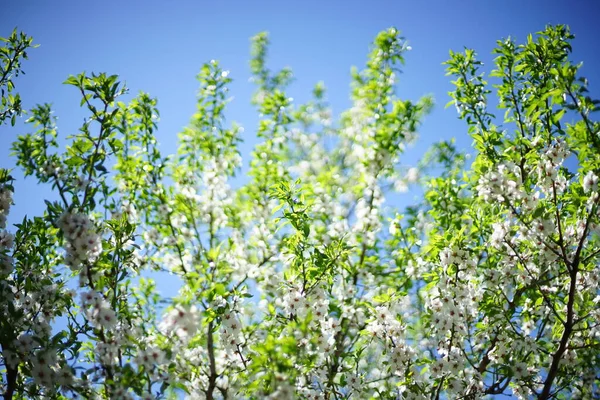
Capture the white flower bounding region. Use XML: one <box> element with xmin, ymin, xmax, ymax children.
<box><xmin>81</xmin><ymin>292</ymin><xmax>118</xmax><ymax>330</ymax></box>
<box><xmin>57</xmin><ymin>212</ymin><xmax>102</xmax><ymax>269</ymax></box>
<box><xmin>512</xmin><ymin>361</ymin><xmax>529</xmax><ymax>380</ymax></box>
<box><xmin>220</xmin><ymin>310</ymin><xmax>243</xmax><ymax>353</ymax></box>
<box><xmin>0</xmin><ymin>186</ymin><xmax>12</xmax><ymax>229</ymax></box>
<box><xmin>135</xmin><ymin>346</ymin><xmax>165</xmax><ymax>369</ymax></box>
<box><xmin>81</xmin><ymin>290</ymin><xmax>101</xmax><ymax>306</ymax></box>
<box><xmin>96</xmin><ymin>341</ymin><xmax>119</xmax><ymax>365</ymax></box>
<box><xmin>55</xmin><ymin>364</ymin><xmax>74</xmax><ymax>387</ymax></box>
<box><xmin>159</xmin><ymin>305</ymin><xmax>200</xmax><ymax>341</ymax></box>
<box><xmin>73</xmin><ymin>175</ymin><xmax>90</xmax><ymax>192</ymax></box>
<box><xmin>0</xmin><ymin>254</ymin><xmax>13</xmax><ymax>275</ymax></box>
<box><xmin>96</xmin><ymin>307</ymin><xmax>117</xmax><ymax>330</ymax></box>
<box><xmin>0</xmin><ymin>186</ymin><xmax>12</xmax><ymax>212</ymax></box>
<box><xmin>31</xmin><ymin>363</ymin><xmax>53</xmax><ymax>387</ymax></box>
<box><xmin>583</xmin><ymin>171</ymin><xmax>599</xmax><ymax>193</ymax></box>
<box><xmin>0</xmin><ymin>231</ymin><xmax>14</xmax><ymax>249</ymax></box>
<box><xmin>406</xmin><ymin>167</ymin><xmax>419</xmax><ymax>183</ymax></box>
<box><xmin>122</xmin><ymin>201</ymin><xmax>138</xmax><ymax>222</ymax></box>
<box><xmin>490</xmin><ymin>221</ymin><xmax>509</xmax><ymax>249</ymax></box>
<box><xmin>282</xmin><ymin>286</ymin><xmax>308</xmax><ymax>317</ymax></box>
<box><xmin>394</xmin><ymin>179</ymin><xmax>408</xmax><ymax>193</ymax></box>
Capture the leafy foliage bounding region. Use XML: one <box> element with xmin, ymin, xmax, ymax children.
<box><xmin>0</xmin><ymin>29</ymin><xmax>36</xmax><ymax>127</ymax></box>
<box><xmin>0</xmin><ymin>25</ymin><xmax>599</xmax><ymax>400</ymax></box>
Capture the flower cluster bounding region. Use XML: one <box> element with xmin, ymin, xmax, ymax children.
<box><xmin>134</xmin><ymin>345</ymin><xmax>165</xmax><ymax>370</ymax></box>
<box><xmin>80</xmin><ymin>290</ymin><xmax>117</xmax><ymax>330</ymax></box>
<box><xmin>0</xmin><ymin>230</ymin><xmax>14</xmax><ymax>251</ymax></box>
<box><xmin>280</xmin><ymin>284</ymin><xmax>309</xmax><ymax>318</ymax></box>
<box><xmin>366</xmin><ymin>306</ymin><xmax>414</xmax><ymax>376</ymax></box>
<box><xmin>0</xmin><ymin>186</ymin><xmax>14</xmax><ymax>283</ymax></box>
<box><xmin>220</xmin><ymin>309</ymin><xmax>243</xmax><ymax>355</ymax></box>
<box><xmin>583</xmin><ymin>171</ymin><xmax>599</xmax><ymax>193</ymax></box>
<box><xmin>195</xmin><ymin>160</ymin><xmax>232</xmax><ymax>231</ymax></box>
<box><xmin>476</xmin><ymin>162</ymin><xmax>523</xmax><ymax>202</ymax></box>
<box><xmin>0</xmin><ymin>185</ymin><xmax>12</xmax><ymax>229</ymax></box>
<box><xmin>352</xmin><ymin>184</ymin><xmax>384</xmax><ymax>246</ymax></box>
<box><xmin>159</xmin><ymin>305</ymin><xmax>200</xmax><ymax>342</ymax></box>
<box><xmin>0</xmin><ymin>253</ymin><xmax>13</xmax><ymax>275</ymax></box>
<box><xmin>4</xmin><ymin>333</ymin><xmax>75</xmax><ymax>392</ymax></box>
<box><xmin>536</xmin><ymin>139</ymin><xmax>570</xmax><ymax>194</ymax></box>
<box><xmin>57</xmin><ymin>212</ymin><xmax>102</xmax><ymax>271</ymax></box>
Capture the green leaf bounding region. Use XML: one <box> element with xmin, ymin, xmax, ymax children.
<box><xmin>552</xmin><ymin>108</ymin><xmax>566</xmax><ymax>124</ymax></box>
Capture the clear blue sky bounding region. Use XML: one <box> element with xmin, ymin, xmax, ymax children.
<box><xmin>1</xmin><ymin>0</ymin><xmax>599</xmax><ymax>236</ymax></box>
